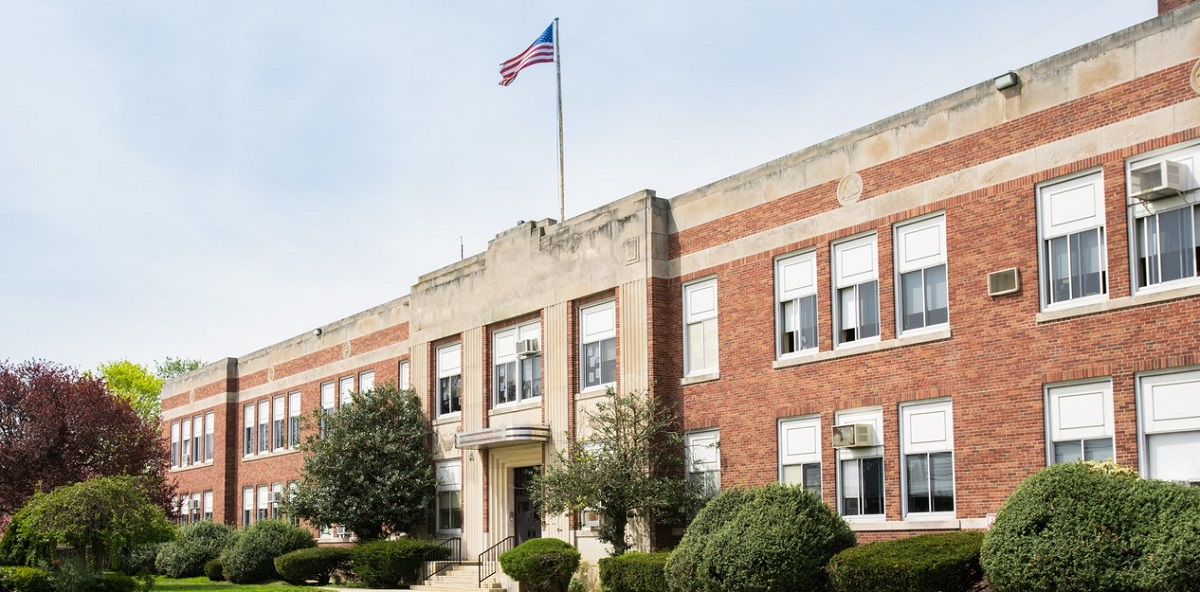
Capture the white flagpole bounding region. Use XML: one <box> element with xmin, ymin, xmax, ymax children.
<box><xmin>554</xmin><ymin>17</ymin><xmax>565</xmax><ymax>223</ymax></box>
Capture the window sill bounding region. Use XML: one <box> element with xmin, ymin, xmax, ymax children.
<box><xmin>490</xmin><ymin>399</ymin><xmax>542</xmax><ymax>416</ymax></box>
<box><xmin>577</xmin><ymin>387</ymin><xmax>614</xmax><ymax>401</ymax></box>
<box><xmin>847</xmin><ymin>518</ymin><xmax>980</xmax><ymax>532</ymax></box>
<box><xmin>1036</xmin><ymin>283</ymin><xmax>1200</xmax><ymax>323</ymax></box>
<box><xmin>170</xmin><ymin>461</ymin><xmax>215</xmax><ymax>473</ymax></box>
<box><xmin>434</xmin><ymin>414</ymin><xmax>462</xmax><ymax>426</ymax></box>
<box><xmin>241</xmin><ymin>448</ymin><xmax>300</xmax><ymax>463</ymax></box>
<box><xmin>773</xmin><ymin>328</ymin><xmax>951</xmax><ymax>369</ymax></box>
<box><xmin>680</xmin><ymin>371</ymin><xmax>720</xmax><ymax>386</ymax></box>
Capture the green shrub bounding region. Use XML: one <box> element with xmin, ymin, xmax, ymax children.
<box><xmin>981</xmin><ymin>462</ymin><xmax>1200</xmax><ymax>592</ymax></box>
<box><xmin>221</xmin><ymin>520</ymin><xmax>316</xmax><ymax>584</ymax></box>
<box><xmin>0</xmin><ymin>566</ymin><xmax>51</xmax><ymax>592</ymax></box>
<box><xmin>499</xmin><ymin>539</ymin><xmax>581</xmax><ymax>592</ymax></box>
<box><xmin>203</xmin><ymin>558</ymin><xmax>224</xmax><ymax>582</ymax></box>
<box><xmin>275</xmin><ymin>547</ymin><xmax>352</xmax><ymax>585</ymax></box>
<box><xmin>665</xmin><ymin>485</ymin><xmax>855</xmax><ymax>592</ymax></box>
<box><xmin>599</xmin><ymin>551</ymin><xmax>670</xmax><ymax>592</ymax></box>
<box><xmin>827</xmin><ymin>532</ymin><xmax>984</xmax><ymax>592</ymax></box>
<box><xmin>351</xmin><ymin>539</ymin><xmax>448</xmax><ymax>588</ymax></box>
<box><xmin>114</xmin><ymin>543</ymin><xmax>160</xmax><ymax>577</ymax></box>
<box><xmin>95</xmin><ymin>572</ymin><xmax>137</xmax><ymax>592</ymax></box>
<box><xmin>154</xmin><ymin>521</ymin><xmax>236</xmax><ymax>578</ymax></box>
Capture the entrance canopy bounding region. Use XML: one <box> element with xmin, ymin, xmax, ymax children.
<box><xmin>455</xmin><ymin>424</ymin><xmax>551</xmax><ymax>450</ymax></box>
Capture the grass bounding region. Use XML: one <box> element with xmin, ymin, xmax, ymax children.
<box><xmin>154</xmin><ymin>576</ymin><xmax>337</xmax><ymax>591</ymax></box>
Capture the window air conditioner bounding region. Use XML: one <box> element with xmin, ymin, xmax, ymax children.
<box><xmin>273</xmin><ymin>492</ymin><xmax>283</xmax><ymax>503</ymax></box>
<box><xmin>831</xmin><ymin>424</ymin><xmax>873</xmax><ymax>449</ymax></box>
<box><xmin>987</xmin><ymin>268</ymin><xmax>1020</xmax><ymax>297</ymax></box>
<box><xmin>190</xmin><ymin>500</ymin><xmax>200</xmax><ymax>510</ymax></box>
<box><xmin>517</xmin><ymin>339</ymin><xmax>540</xmax><ymax>357</ymax></box>
<box><xmin>1130</xmin><ymin>160</ymin><xmax>1188</xmax><ymax>200</ymax></box>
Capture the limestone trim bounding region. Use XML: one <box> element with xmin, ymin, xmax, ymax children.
<box><xmin>771</xmin><ymin>328</ymin><xmax>952</xmax><ymax>369</ymax></box>
<box><xmin>1035</xmin><ymin>282</ymin><xmax>1200</xmax><ymax>323</ymax></box>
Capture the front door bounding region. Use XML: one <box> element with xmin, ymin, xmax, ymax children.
<box><xmin>512</xmin><ymin>466</ymin><xmax>541</xmax><ymax>544</ymax></box>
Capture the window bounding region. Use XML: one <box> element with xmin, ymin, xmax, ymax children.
<box><xmin>272</xmin><ymin>396</ymin><xmax>285</xmax><ymax>451</ymax></box>
<box><xmin>180</xmin><ymin>416</ymin><xmax>191</xmax><ymax>467</ymax></box>
<box><xmin>320</xmin><ymin>382</ymin><xmax>335</xmax><ymax>437</ymax></box>
<box><xmin>242</xmin><ymin>487</ymin><xmax>253</xmax><ymax>526</ymax></box>
<box><xmin>359</xmin><ymin>370</ymin><xmax>375</xmax><ymax>392</ymax></box>
<box><xmin>1038</xmin><ymin>172</ymin><xmax>1107</xmax><ymax>306</ymax></box>
<box><xmin>243</xmin><ymin>404</ymin><xmax>255</xmax><ymax>456</ymax></box>
<box><xmin>776</xmin><ymin>251</ymin><xmax>818</xmax><ymax>356</ymax></box>
<box><xmin>170</xmin><ymin>421</ymin><xmax>180</xmax><ymax>468</ymax></box>
<box><xmin>437</xmin><ymin>460</ymin><xmax>463</xmax><ymax>531</ymax></box>
<box><xmin>685</xmin><ymin>430</ymin><xmax>721</xmax><ymax>498</ymax></box>
<box><xmin>257</xmin><ymin>485</ymin><xmax>269</xmax><ymax>521</ymax></box>
<box><xmin>399</xmin><ymin>360</ymin><xmax>411</xmax><ymax>390</ymax></box>
<box><xmin>289</xmin><ymin>391</ymin><xmax>301</xmax><ymax>448</ymax></box>
<box><xmin>1046</xmin><ymin>380</ymin><xmax>1114</xmax><ymax>464</ymax></box>
<box><xmin>833</xmin><ymin>234</ymin><xmax>880</xmax><ymax>346</ymax></box>
<box><xmin>192</xmin><ymin>415</ymin><xmax>202</xmax><ymax>464</ymax></box>
<box><xmin>836</xmin><ymin>407</ymin><xmax>884</xmax><ymax>518</ymax></box>
<box><xmin>437</xmin><ymin>344</ymin><xmax>462</xmax><ymax>416</ymax></box>
<box><xmin>779</xmin><ymin>416</ymin><xmax>821</xmax><ymax>497</ymax></box>
<box><xmin>286</xmin><ymin>482</ymin><xmax>299</xmax><ymax>525</ymax></box>
<box><xmin>901</xmin><ymin>400</ymin><xmax>955</xmax><ymax>516</ymax></box>
<box><xmin>895</xmin><ymin>215</ymin><xmax>948</xmax><ymax>332</ymax></box>
<box><xmin>494</xmin><ymin>322</ymin><xmax>543</xmax><ymax>406</ymax></box>
<box><xmin>204</xmin><ymin>412</ymin><xmax>214</xmax><ymax>462</ymax></box>
<box><xmin>1128</xmin><ymin>148</ymin><xmax>1200</xmax><ymax>291</ymax></box>
<box><xmin>271</xmin><ymin>483</ymin><xmax>283</xmax><ymax>519</ymax></box>
<box><xmin>178</xmin><ymin>495</ymin><xmax>189</xmax><ymax>525</ymax></box>
<box><xmin>1139</xmin><ymin>369</ymin><xmax>1200</xmax><ymax>485</ymax></box>
<box><xmin>257</xmin><ymin>400</ymin><xmax>269</xmax><ymax>454</ymax></box>
<box><xmin>339</xmin><ymin>376</ymin><xmax>354</xmax><ymax>409</ymax></box>
<box><xmin>580</xmin><ymin>301</ymin><xmax>617</xmax><ymax>390</ymax></box>
<box><xmin>190</xmin><ymin>492</ymin><xmax>201</xmax><ymax>524</ymax></box>
<box><xmin>683</xmin><ymin>279</ymin><xmax>718</xmax><ymax>375</ymax></box>
<box><xmin>203</xmin><ymin>491</ymin><xmax>213</xmax><ymax>521</ymax></box>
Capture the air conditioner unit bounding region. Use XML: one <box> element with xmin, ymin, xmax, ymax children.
<box><xmin>987</xmin><ymin>268</ymin><xmax>1020</xmax><ymax>297</ymax></box>
<box><xmin>273</xmin><ymin>492</ymin><xmax>283</xmax><ymax>503</ymax></box>
<box><xmin>517</xmin><ymin>339</ymin><xmax>540</xmax><ymax>357</ymax></box>
<box><xmin>190</xmin><ymin>500</ymin><xmax>200</xmax><ymax>510</ymax></box>
<box><xmin>1130</xmin><ymin>160</ymin><xmax>1188</xmax><ymax>200</ymax></box>
<box><xmin>831</xmin><ymin>424</ymin><xmax>873</xmax><ymax>449</ymax></box>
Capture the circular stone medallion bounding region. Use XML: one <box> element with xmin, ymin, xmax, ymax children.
<box><xmin>837</xmin><ymin>172</ymin><xmax>864</xmax><ymax>206</ymax></box>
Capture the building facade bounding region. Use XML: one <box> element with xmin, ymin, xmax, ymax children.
<box><xmin>162</xmin><ymin>0</ymin><xmax>1200</xmax><ymax>559</ymax></box>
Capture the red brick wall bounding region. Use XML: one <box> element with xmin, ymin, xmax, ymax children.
<box><xmin>1160</xmin><ymin>0</ymin><xmax>1200</xmax><ymax>14</ymax></box>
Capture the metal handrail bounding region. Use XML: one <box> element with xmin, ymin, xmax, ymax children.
<box><xmin>477</xmin><ymin>535</ymin><xmax>515</xmax><ymax>585</ymax></box>
<box><xmin>421</xmin><ymin>537</ymin><xmax>463</xmax><ymax>581</ymax></box>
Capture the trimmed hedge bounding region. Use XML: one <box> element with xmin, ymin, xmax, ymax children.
<box><xmin>275</xmin><ymin>547</ymin><xmax>352</xmax><ymax>586</ymax></box>
<box><xmin>155</xmin><ymin>521</ymin><xmax>236</xmax><ymax>578</ymax></box>
<box><xmin>500</xmin><ymin>539</ymin><xmax>581</xmax><ymax>592</ymax></box>
<box><xmin>221</xmin><ymin>520</ymin><xmax>316</xmax><ymax>584</ymax></box>
<box><xmin>95</xmin><ymin>572</ymin><xmax>138</xmax><ymax>592</ymax></box>
<box><xmin>827</xmin><ymin>532</ymin><xmax>984</xmax><ymax>592</ymax></box>
<box><xmin>203</xmin><ymin>558</ymin><xmax>224</xmax><ymax>582</ymax></box>
<box><xmin>352</xmin><ymin>539</ymin><xmax>449</xmax><ymax>588</ymax></box>
<box><xmin>599</xmin><ymin>551</ymin><xmax>670</xmax><ymax>592</ymax></box>
<box><xmin>665</xmin><ymin>485</ymin><xmax>855</xmax><ymax>592</ymax></box>
<box><xmin>0</xmin><ymin>567</ymin><xmax>51</xmax><ymax>592</ymax></box>
<box><xmin>982</xmin><ymin>461</ymin><xmax>1200</xmax><ymax>592</ymax></box>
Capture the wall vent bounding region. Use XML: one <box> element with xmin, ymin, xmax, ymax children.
<box><xmin>988</xmin><ymin>268</ymin><xmax>1020</xmax><ymax>297</ymax></box>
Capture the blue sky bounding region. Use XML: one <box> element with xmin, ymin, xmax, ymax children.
<box><xmin>0</xmin><ymin>1</ymin><xmax>1156</xmax><ymax>371</ymax></box>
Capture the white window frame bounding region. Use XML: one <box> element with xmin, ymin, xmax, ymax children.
<box><xmin>685</xmin><ymin>429</ymin><xmax>721</xmax><ymax>498</ymax></box>
<box><xmin>190</xmin><ymin>492</ymin><xmax>202</xmax><ymax>524</ymax></box>
<box><xmin>203</xmin><ymin>490</ymin><xmax>213</xmax><ymax>521</ymax></box>
<box><xmin>835</xmin><ymin>407</ymin><xmax>884</xmax><ymax>520</ymax></box>
<box><xmin>257</xmin><ymin>485</ymin><xmax>270</xmax><ymax>521</ymax></box>
<box><xmin>170</xmin><ymin>421</ymin><xmax>180</xmax><ymax>468</ymax></box>
<box><xmin>1137</xmin><ymin>368</ymin><xmax>1200</xmax><ymax>485</ymax></box>
<box><xmin>192</xmin><ymin>415</ymin><xmax>203</xmax><ymax>464</ymax></box>
<box><xmin>272</xmin><ymin>395</ymin><xmax>286</xmax><ymax>451</ymax></box>
<box><xmin>436</xmin><ymin>460</ymin><xmax>463</xmax><ymax>532</ymax></box>
<box><xmin>580</xmin><ymin>300</ymin><xmax>617</xmax><ymax>391</ymax></box>
<box><xmin>339</xmin><ymin>376</ymin><xmax>355</xmax><ymax>409</ymax></box>
<box><xmin>359</xmin><ymin>370</ymin><xmax>375</xmax><ymax>392</ymax></box>
<box><xmin>437</xmin><ymin>343</ymin><xmax>463</xmax><ymax>417</ymax></box>
<box><xmin>271</xmin><ymin>483</ymin><xmax>283</xmax><ymax>519</ymax></box>
<box><xmin>203</xmin><ymin>411</ymin><xmax>214</xmax><ymax>463</ymax></box>
<box><xmin>779</xmin><ymin>415</ymin><xmax>821</xmax><ymax>498</ymax></box>
<box><xmin>289</xmin><ymin>391</ymin><xmax>301</xmax><ymax>448</ymax></box>
<box><xmin>242</xmin><ymin>486</ymin><xmax>254</xmax><ymax>526</ymax></box>
<box><xmin>320</xmin><ymin>381</ymin><xmax>335</xmax><ymax>437</ymax></box>
<box><xmin>832</xmin><ymin>234</ymin><xmax>881</xmax><ymax>347</ymax></box>
<box><xmin>683</xmin><ymin>278</ymin><xmax>719</xmax><ymax>376</ymax></box>
<box><xmin>243</xmin><ymin>403</ymin><xmax>255</xmax><ymax>457</ymax></box>
<box><xmin>1127</xmin><ymin>143</ymin><xmax>1200</xmax><ymax>293</ymax></box>
<box><xmin>399</xmin><ymin>360</ymin><xmax>411</xmax><ymax>390</ymax></box>
<box><xmin>776</xmin><ymin>251</ymin><xmax>819</xmax><ymax>358</ymax></box>
<box><xmin>1045</xmin><ymin>380</ymin><xmax>1114</xmax><ymax>465</ymax></box>
<box><xmin>257</xmin><ymin>400</ymin><xmax>270</xmax><ymax>454</ymax></box>
<box><xmin>493</xmin><ymin>321</ymin><xmax>543</xmax><ymax>407</ymax></box>
<box><xmin>180</xmin><ymin>416</ymin><xmax>192</xmax><ymax>467</ymax></box>
<box><xmin>1037</xmin><ymin>170</ymin><xmax>1108</xmax><ymax>309</ymax></box>
<box><xmin>899</xmin><ymin>399</ymin><xmax>955</xmax><ymax>519</ymax></box>
<box><xmin>894</xmin><ymin>214</ymin><xmax>949</xmax><ymax>335</ymax></box>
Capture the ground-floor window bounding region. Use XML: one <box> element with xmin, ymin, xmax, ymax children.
<box><xmin>835</xmin><ymin>407</ymin><xmax>883</xmax><ymax>518</ymax></box>
<box><xmin>1046</xmin><ymin>380</ymin><xmax>1114</xmax><ymax>464</ymax></box>
<box><xmin>779</xmin><ymin>415</ymin><xmax>821</xmax><ymax>498</ymax></box>
<box><xmin>686</xmin><ymin>430</ymin><xmax>721</xmax><ymax>498</ymax></box>
<box><xmin>901</xmin><ymin>399</ymin><xmax>955</xmax><ymax>517</ymax></box>
<box><xmin>437</xmin><ymin>460</ymin><xmax>463</xmax><ymax>531</ymax></box>
<box><xmin>1140</xmin><ymin>369</ymin><xmax>1200</xmax><ymax>484</ymax></box>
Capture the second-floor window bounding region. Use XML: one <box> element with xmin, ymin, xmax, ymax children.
<box><xmin>776</xmin><ymin>251</ymin><xmax>818</xmax><ymax>357</ymax></box>
<box><xmin>437</xmin><ymin>343</ymin><xmax>462</xmax><ymax>416</ymax></box>
<box><xmin>1038</xmin><ymin>171</ymin><xmax>1106</xmax><ymax>307</ymax></box>
<box><xmin>494</xmin><ymin>321</ymin><xmax>542</xmax><ymax>406</ymax></box>
<box><xmin>833</xmin><ymin>234</ymin><xmax>879</xmax><ymax>346</ymax></box>
<box><xmin>580</xmin><ymin>301</ymin><xmax>616</xmax><ymax>391</ymax></box>
<box><xmin>683</xmin><ymin>279</ymin><xmax>718</xmax><ymax>376</ymax></box>
<box><xmin>895</xmin><ymin>215</ymin><xmax>948</xmax><ymax>333</ymax></box>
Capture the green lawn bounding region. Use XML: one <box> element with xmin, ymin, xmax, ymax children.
<box><xmin>154</xmin><ymin>576</ymin><xmax>336</xmax><ymax>591</ymax></box>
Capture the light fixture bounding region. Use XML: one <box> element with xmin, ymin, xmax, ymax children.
<box><xmin>313</xmin><ymin>328</ymin><xmax>322</xmax><ymax>337</ymax></box>
<box><xmin>994</xmin><ymin>71</ymin><xmax>1020</xmax><ymax>91</ymax></box>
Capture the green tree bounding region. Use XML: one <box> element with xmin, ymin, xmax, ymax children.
<box><xmin>154</xmin><ymin>357</ymin><xmax>204</xmax><ymax>380</ymax></box>
<box><xmin>529</xmin><ymin>389</ymin><xmax>701</xmax><ymax>556</ymax></box>
<box><xmin>97</xmin><ymin>360</ymin><xmax>163</xmax><ymax>425</ymax></box>
<box><xmin>0</xmin><ymin>475</ymin><xmax>174</xmax><ymax>571</ymax></box>
<box><xmin>285</xmin><ymin>383</ymin><xmax>435</xmax><ymax>541</ymax></box>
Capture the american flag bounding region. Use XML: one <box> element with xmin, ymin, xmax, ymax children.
<box><xmin>499</xmin><ymin>23</ymin><xmax>555</xmax><ymax>87</ymax></box>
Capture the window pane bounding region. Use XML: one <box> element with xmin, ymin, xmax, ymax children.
<box><xmin>1138</xmin><ymin>216</ymin><xmax>1156</xmax><ymax>287</ymax></box>
<box><xmin>781</xmin><ymin>463</ymin><xmax>804</xmax><ymax>486</ymax></box>
<box><xmin>906</xmin><ymin>454</ymin><xmax>931</xmax><ymax>513</ymax></box>
<box><xmin>862</xmin><ymin>457</ymin><xmax>884</xmax><ymax>515</ymax></box>
<box><xmin>1048</xmin><ymin>235</ymin><xmax>1071</xmax><ymax>303</ymax></box>
<box><xmin>924</xmin><ymin>264</ymin><xmax>948</xmax><ymax>326</ymax></box>
<box><xmin>780</xmin><ymin>300</ymin><xmax>798</xmax><ymax>354</ymax></box>
<box><xmin>521</xmin><ymin>356</ymin><xmax>542</xmax><ymax>399</ymax></box>
<box><xmin>901</xmin><ymin>270</ymin><xmax>924</xmax><ymax>331</ymax></box>
<box><xmin>582</xmin><ymin>341</ymin><xmax>600</xmax><ymax>388</ymax></box>
<box><xmin>1054</xmin><ymin>440</ymin><xmax>1083</xmax><ymax>464</ymax></box>
<box><xmin>799</xmin><ymin>295</ymin><xmax>817</xmax><ymax>351</ymax></box>
<box><xmin>687</xmin><ymin>321</ymin><xmax>705</xmax><ymax>372</ymax></box>
<box><xmin>840</xmin><ymin>459</ymin><xmax>860</xmax><ymax>515</ymax></box>
<box><xmin>1147</xmin><ymin>431</ymin><xmax>1200</xmax><ymax>482</ymax></box>
<box><xmin>858</xmin><ymin>280</ymin><xmax>879</xmax><ymax>339</ymax></box>
<box><xmin>1159</xmin><ymin>207</ymin><xmax>1193</xmax><ymax>283</ymax></box>
<box><xmin>839</xmin><ymin>286</ymin><xmax>857</xmax><ymax>342</ymax></box>
<box><xmin>1071</xmin><ymin>229</ymin><xmax>1104</xmax><ymax>298</ymax></box>
<box><xmin>930</xmin><ymin>452</ymin><xmax>955</xmax><ymax>512</ymax></box>
<box><xmin>1084</xmin><ymin>438</ymin><xmax>1114</xmax><ymax>462</ymax></box>
<box><xmin>803</xmin><ymin>463</ymin><xmax>821</xmax><ymax>497</ymax></box>
<box><xmin>496</xmin><ymin>361</ymin><xmax>516</xmax><ymax>405</ymax></box>
<box><xmin>601</xmin><ymin>337</ymin><xmax>617</xmax><ymax>384</ymax></box>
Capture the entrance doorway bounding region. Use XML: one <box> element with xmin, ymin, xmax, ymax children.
<box><xmin>512</xmin><ymin>466</ymin><xmax>541</xmax><ymax>544</ymax></box>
